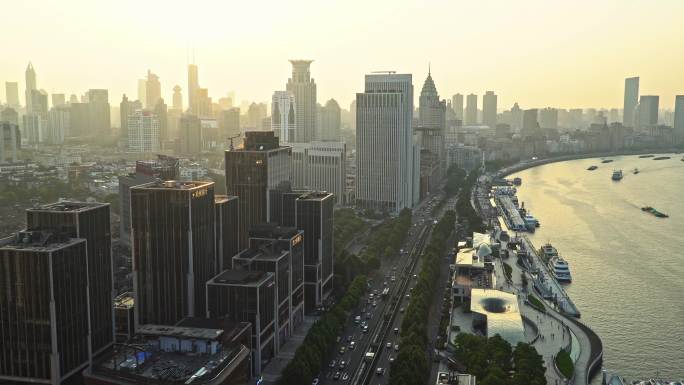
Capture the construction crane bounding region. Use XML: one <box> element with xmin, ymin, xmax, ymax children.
<box><xmin>227</xmin><ymin>134</ymin><xmax>240</xmax><ymax>151</ymax></box>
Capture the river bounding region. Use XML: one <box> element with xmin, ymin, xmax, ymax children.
<box><xmin>510</xmin><ymin>154</ymin><xmax>684</xmax><ymax>381</ymax></box>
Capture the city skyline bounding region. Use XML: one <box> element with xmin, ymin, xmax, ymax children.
<box><xmin>2</xmin><ymin>0</ymin><xmax>684</xmax><ymax>110</ymax></box>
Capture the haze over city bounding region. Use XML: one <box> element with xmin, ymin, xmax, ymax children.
<box><xmin>1</xmin><ymin>2</ymin><xmax>683</xmax><ymax>385</ymax></box>
<box><xmin>3</xmin><ymin>0</ymin><xmax>684</xmax><ymax>109</ymax></box>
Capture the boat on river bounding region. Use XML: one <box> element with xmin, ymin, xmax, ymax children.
<box><xmin>641</xmin><ymin>206</ymin><xmax>669</xmax><ymax>218</ymax></box>
<box><xmin>612</xmin><ymin>170</ymin><xmax>623</xmax><ymax>180</ymax></box>
<box><xmin>602</xmin><ymin>159</ymin><xmax>614</xmax><ymax>163</ymax></box>
<box><xmin>587</xmin><ymin>165</ymin><xmax>598</xmax><ymax>171</ymax></box>
<box><xmin>653</xmin><ymin>156</ymin><xmax>671</xmax><ymax>160</ymax></box>
<box><xmin>638</xmin><ymin>154</ymin><xmax>654</xmax><ymax>158</ymax></box>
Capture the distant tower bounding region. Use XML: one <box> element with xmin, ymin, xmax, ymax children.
<box><xmin>623</xmin><ymin>77</ymin><xmax>639</xmax><ymax>127</ymax></box>
<box><xmin>675</xmin><ymin>95</ymin><xmax>684</xmax><ymax>145</ymax></box>
<box><xmin>637</xmin><ymin>95</ymin><xmax>659</xmax><ymax>128</ymax></box>
<box><xmin>145</xmin><ymin>70</ymin><xmax>161</xmax><ymax>109</ymax></box>
<box><xmin>286</xmin><ymin>60</ymin><xmax>317</xmax><ymax>142</ymax></box>
<box><xmin>272</xmin><ymin>91</ymin><xmax>296</xmax><ymax>142</ymax></box>
<box><xmin>172</xmin><ymin>85</ymin><xmax>183</xmax><ymax>110</ymax></box>
<box><xmin>465</xmin><ymin>93</ymin><xmax>478</xmax><ymax>125</ymax></box>
<box><xmin>452</xmin><ymin>93</ymin><xmax>464</xmax><ymax>121</ymax></box>
<box><xmin>25</xmin><ymin>62</ymin><xmax>37</xmax><ymax>112</ymax></box>
<box><xmin>188</xmin><ymin>64</ymin><xmax>199</xmax><ymax>113</ymax></box>
<box><xmin>482</xmin><ymin>91</ymin><xmax>498</xmax><ymax>128</ymax></box>
<box><xmin>320</xmin><ymin>99</ymin><xmax>341</xmax><ymax>141</ymax></box>
<box><xmin>5</xmin><ymin>82</ymin><xmax>19</xmax><ymax>107</ymax></box>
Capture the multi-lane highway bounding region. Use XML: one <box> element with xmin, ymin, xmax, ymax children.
<box><xmin>319</xmin><ymin>195</ymin><xmax>445</xmax><ymax>385</ymax></box>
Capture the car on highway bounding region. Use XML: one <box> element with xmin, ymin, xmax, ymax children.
<box><xmin>372</xmin><ymin>301</ymin><xmax>377</xmax><ymax>307</ymax></box>
<box><xmin>399</xmin><ymin>307</ymin><xmax>404</xmax><ymax>313</ymax></box>
<box><xmin>339</xmin><ymin>346</ymin><xmax>346</xmax><ymax>354</ymax></box>
<box><xmin>333</xmin><ymin>371</ymin><xmax>341</xmax><ymax>380</ymax></box>
<box><xmin>389</xmin><ymin>356</ymin><xmax>395</xmax><ymax>363</ymax></box>
<box><xmin>362</xmin><ymin>325</ymin><xmax>369</xmax><ymax>333</ymax></box>
<box><xmin>329</xmin><ymin>360</ymin><xmax>337</xmax><ymax>368</ymax></box>
<box><xmin>342</xmin><ymin>373</ymin><xmax>349</xmax><ymax>381</ymax></box>
<box><xmin>394</xmin><ymin>344</ymin><xmax>399</xmax><ymax>351</ymax></box>
<box><xmin>339</xmin><ymin>360</ymin><xmax>346</xmax><ymax>369</ymax></box>
<box><xmin>312</xmin><ymin>378</ymin><xmax>320</xmax><ymax>385</ymax></box>
<box><xmin>385</xmin><ymin>342</ymin><xmax>392</xmax><ymax>348</ymax></box>
<box><xmin>393</xmin><ymin>327</ymin><xmax>399</xmax><ymax>334</ymax></box>
<box><xmin>366</xmin><ymin>312</ymin><xmax>372</xmax><ymax>319</ymax></box>
<box><xmin>376</xmin><ymin>368</ymin><xmax>385</xmax><ymax>376</ymax></box>
<box><xmin>346</xmin><ymin>335</ymin><xmax>353</xmax><ymax>342</ymax></box>
<box><xmin>348</xmin><ymin>341</ymin><xmax>355</xmax><ymax>350</ymax></box>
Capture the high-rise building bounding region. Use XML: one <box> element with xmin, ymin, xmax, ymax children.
<box><xmin>214</xmin><ymin>195</ymin><xmax>239</xmax><ymax>271</ymax></box>
<box><xmin>179</xmin><ymin>114</ymin><xmax>203</xmax><ymax>154</ymax></box>
<box><xmin>25</xmin><ymin>62</ymin><xmax>37</xmax><ymax>112</ymax></box>
<box><xmin>224</xmin><ymin>131</ymin><xmax>291</xmax><ymax>249</ymax></box>
<box><xmin>126</xmin><ymin>110</ymin><xmax>160</xmax><ymax>152</ymax></box>
<box><xmin>674</xmin><ymin>95</ymin><xmax>684</xmax><ymax>145</ymax></box>
<box><xmin>482</xmin><ymin>91</ymin><xmax>497</xmax><ymax>128</ymax></box>
<box><xmin>47</xmin><ymin>104</ymin><xmax>69</xmax><ymax>144</ymax></box>
<box><xmin>137</xmin><ymin>79</ymin><xmax>146</xmax><ymax>106</ymax></box>
<box><xmin>522</xmin><ymin>109</ymin><xmax>539</xmax><ymax>136</ymax></box>
<box><xmin>290</xmin><ymin>141</ymin><xmax>346</xmax><ymax>204</ymax></box>
<box><xmin>271</xmin><ymin>91</ymin><xmax>296</xmax><ymax>142</ymax></box>
<box><xmin>623</xmin><ymin>76</ymin><xmax>639</xmax><ymax>127</ymax></box>
<box><xmin>30</xmin><ymin>89</ymin><xmax>49</xmax><ymax>119</ymax></box>
<box><xmin>0</xmin><ymin>121</ymin><xmax>20</xmax><ymax>163</ymax></box>
<box><xmin>196</xmin><ymin>87</ymin><xmax>212</xmax><ymax>118</ymax></box>
<box><xmin>188</xmin><ymin>64</ymin><xmax>199</xmax><ymax>114</ymax></box>
<box><xmin>145</xmin><ymin>70</ymin><xmax>161</xmax><ymax>109</ymax></box>
<box><xmin>5</xmin><ymin>81</ymin><xmax>19</xmax><ymax>107</ymax></box>
<box><xmin>206</xmin><ymin>270</ymin><xmax>276</xmax><ymax>376</ymax></box>
<box><xmin>69</xmin><ymin>102</ymin><xmax>89</xmax><ymax>138</ymax></box>
<box><xmin>465</xmin><ymin>93</ymin><xmax>478</xmax><ymax>125</ymax></box>
<box><xmin>295</xmin><ymin>191</ymin><xmax>334</xmax><ymax>310</ymax></box>
<box><xmin>153</xmin><ymin>98</ymin><xmax>168</xmax><ymax>142</ymax></box>
<box><xmin>131</xmin><ymin>180</ymin><xmax>216</xmax><ymax>326</ymax></box>
<box><xmin>1</xmin><ymin>106</ymin><xmax>19</xmax><ymax>125</ymax></box>
<box><xmin>119</xmin><ymin>94</ymin><xmax>135</xmax><ymax>140</ymax></box>
<box><xmin>320</xmin><ymin>99</ymin><xmax>341</xmax><ymax>141</ymax></box>
<box><xmin>637</xmin><ymin>95</ymin><xmax>659</xmax><ymax>128</ymax></box>
<box><xmin>241</xmin><ymin>226</ymin><xmax>305</xmax><ymax>350</ymax></box>
<box><xmin>417</xmin><ymin>71</ymin><xmax>446</xmax><ymax>199</ymax></box>
<box><xmin>51</xmin><ymin>93</ymin><xmax>65</xmax><ymax>107</ymax></box>
<box><xmin>220</xmin><ymin>107</ymin><xmax>241</xmax><ymax>141</ymax></box>
<box><xmin>0</xmin><ymin>230</ymin><xmax>90</xmax><ymax>385</ymax></box>
<box><xmin>286</xmin><ymin>60</ymin><xmax>317</xmax><ymax>142</ymax></box>
<box><xmin>25</xmin><ymin>202</ymin><xmax>114</xmax><ymax>356</ymax></box>
<box><xmin>87</xmin><ymin>89</ymin><xmax>111</xmax><ymax>135</ymax></box>
<box><xmin>452</xmin><ymin>93</ymin><xmax>464</xmax><ymax>121</ymax></box>
<box><xmin>539</xmin><ymin>107</ymin><xmax>559</xmax><ymax>129</ymax></box>
<box><xmin>172</xmin><ymin>85</ymin><xmax>183</xmax><ymax>111</ymax></box>
<box><xmin>248</xmin><ymin>226</ymin><xmax>304</xmax><ymax>321</ymax></box>
<box><xmin>118</xmin><ymin>156</ymin><xmax>179</xmax><ymax>248</ymax></box>
<box><xmin>356</xmin><ymin>73</ymin><xmax>418</xmax><ymax>212</ymax></box>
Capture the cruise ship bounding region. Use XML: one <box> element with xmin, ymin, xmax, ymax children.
<box><xmin>612</xmin><ymin>170</ymin><xmax>623</xmax><ymax>181</ymax></box>
<box><xmin>550</xmin><ymin>256</ymin><xmax>572</xmax><ymax>283</ymax></box>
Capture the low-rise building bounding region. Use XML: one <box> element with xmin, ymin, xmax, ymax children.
<box><xmin>83</xmin><ymin>319</ymin><xmax>252</xmax><ymax>385</ymax></box>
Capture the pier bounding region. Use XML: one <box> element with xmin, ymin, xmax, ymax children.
<box><xmin>519</xmin><ymin>234</ymin><xmax>581</xmax><ymax>318</ymax></box>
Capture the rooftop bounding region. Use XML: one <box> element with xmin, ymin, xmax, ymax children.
<box><xmin>27</xmin><ymin>201</ymin><xmax>108</xmax><ymax>213</ymax></box>
<box><xmin>136</xmin><ymin>324</ymin><xmax>223</xmax><ymax>341</ymax></box>
<box><xmin>210</xmin><ymin>269</ymin><xmax>272</xmax><ymax>286</ymax></box>
<box><xmin>296</xmin><ymin>190</ymin><xmax>334</xmax><ymax>201</ymax></box>
<box><xmin>0</xmin><ymin>230</ymin><xmax>84</xmax><ymax>251</ymax></box>
<box><xmin>134</xmin><ymin>180</ymin><xmax>213</xmax><ymax>190</ymax></box>
<box><xmin>470</xmin><ymin>289</ymin><xmax>525</xmax><ymax>346</ymax></box>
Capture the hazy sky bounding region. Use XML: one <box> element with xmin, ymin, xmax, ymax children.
<box><xmin>2</xmin><ymin>0</ymin><xmax>683</xmax><ymax>111</ymax></box>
